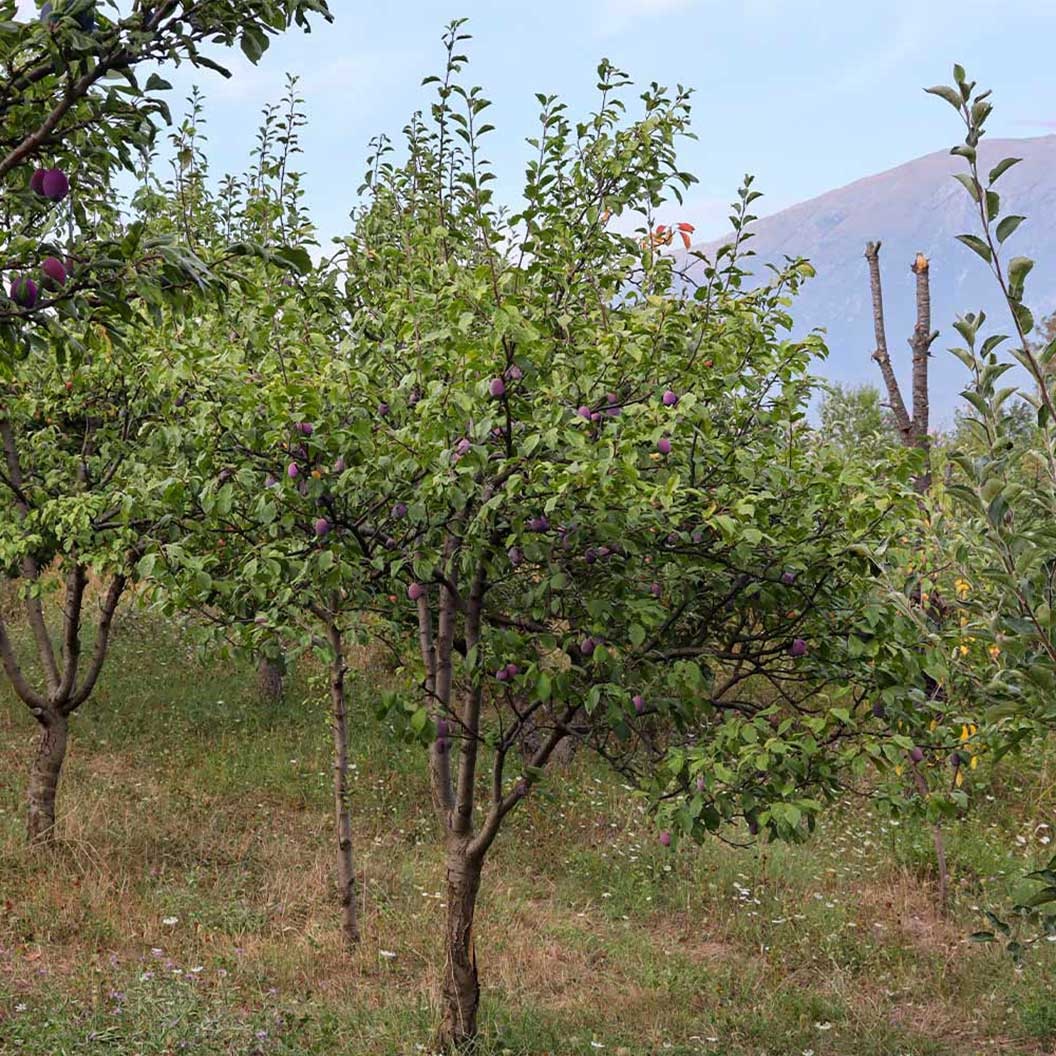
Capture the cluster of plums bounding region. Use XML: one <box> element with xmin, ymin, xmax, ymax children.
<box><xmin>9</xmin><ymin>256</ymin><xmax>68</xmax><ymax>310</ymax></box>
<box><xmin>8</xmin><ymin>166</ymin><xmax>71</xmax><ymax>310</ymax></box>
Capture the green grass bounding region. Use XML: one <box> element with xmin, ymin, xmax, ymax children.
<box><xmin>1</xmin><ymin>609</ymin><xmax>1054</xmax><ymax>1054</ymax></box>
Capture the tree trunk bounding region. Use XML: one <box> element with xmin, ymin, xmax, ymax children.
<box><xmin>437</xmin><ymin>846</ymin><xmax>483</xmax><ymax>1051</ymax></box>
<box><xmin>910</xmin><ymin>762</ymin><xmax>950</xmax><ymax>910</ymax></box>
<box><xmin>27</xmin><ymin>713</ymin><xmax>68</xmax><ymax>845</ymax></box>
<box><xmin>327</xmin><ymin>627</ymin><xmax>359</xmax><ymax>948</ymax></box>
<box><xmin>256</xmin><ymin>654</ymin><xmax>285</xmax><ymax>703</ymax></box>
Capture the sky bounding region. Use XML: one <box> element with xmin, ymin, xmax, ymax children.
<box><xmin>19</xmin><ymin>0</ymin><xmax>1056</xmax><ymax>243</ymax></box>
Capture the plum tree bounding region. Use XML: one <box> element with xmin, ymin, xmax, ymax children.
<box><xmin>0</xmin><ymin>336</ymin><xmax>188</xmax><ymax>843</ymax></box>
<box><xmin>931</xmin><ymin>68</ymin><xmax>1056</xmax><ymax>755</ymax></box>
<box><xmin>0</xmin><ymin>2</ymin><xmax>332</xmax><ymax>846</ymax></box>
<box><xmin>317</xmin><ymin>25</ymin><xmax>912</xmax><ymax>1048</ymax></box>
<box><xmin>134</xmin><ymin>81</ymin><xmax>373</xmax><ymax>949</ymax></box>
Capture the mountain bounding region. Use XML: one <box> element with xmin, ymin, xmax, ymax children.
<box><xmin>683</xmin><ymin>135</ymin><xmax>1056</xmax><ymax>425</ymax></box>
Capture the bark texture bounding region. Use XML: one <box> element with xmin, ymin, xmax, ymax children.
<box><xmin>27</xmin><ymin>714</ymin><xmax>68</xmax><ymax>845</ymax></box>
<box><xmin>256</xmin><ymin>654</ymin><xmax>285</xmax><ymax>704</ymax></box>
<box><xmin>864</xmin><ymin>241</ymin><xmax>938</xmax><ymax>491</ymax></box>
<box><xmin>437</xmin><ymin>846</ymin><xmax>483</xmax><ymax>1050</ymax></box>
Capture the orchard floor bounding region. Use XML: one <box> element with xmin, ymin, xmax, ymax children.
<box><xmin>0</xmin><ymin>611</ymin><xmax>1054</xmax><ymax>1055</ymax></box>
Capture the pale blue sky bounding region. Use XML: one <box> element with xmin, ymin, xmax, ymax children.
<box><xmin>23</xmin><ymin>1</ymin><xmax>1056</xmax><ymax>242</ymax></box>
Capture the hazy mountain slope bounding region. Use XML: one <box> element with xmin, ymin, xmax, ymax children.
<box><xmin>683</xmin><ymin>135</ymin><xmax>1056</xmax><ymax>424</ymax></box>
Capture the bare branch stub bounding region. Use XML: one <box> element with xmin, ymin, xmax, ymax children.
<box><xmin>865</xmin><ymin>241</ymin><xmax>914</xmax><ymax>444</ymax></box>
<box><xmin>864</xmin><ymin>241</ymin><xmax>936</xmax><ymax>492</ymax></box>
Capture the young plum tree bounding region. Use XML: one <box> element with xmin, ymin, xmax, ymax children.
<box><xmin>932</xmin><ymin>67</ymin><xmax>1056</xmax><ymax>745</ymax></box>
<box><xmin>0</xmin><ymin>12</ymin><xmax>327</xmax><ymax>845</ymax></box>
<box><xmin>0</xmin><ymin>337</ymin><xmax>193</xmax><ymax>843</ymax></box>
<box><xmin>326</xmin><ymin>26</ymin><xmax>913</xmax><ymax>1048</ymax></box>
<box><xmin>137</xmin><ymin>84</ymin><xmax>368</xmax><ymax>947</ymax></box>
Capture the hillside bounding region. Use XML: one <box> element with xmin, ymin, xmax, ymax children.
<box><xmin>684</xmin><ymin>135</ymin><xmax>1056</xmax><ymax>424</ymax></box>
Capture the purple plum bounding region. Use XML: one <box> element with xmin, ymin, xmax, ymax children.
<box><xmin>659</xmin><ymin>831</ymin><xmax>672</xmax><ymax>847</ymax></box>
<box><xmin>650</xmin><ymin>582</ymin><xmax>662</xmax><ymax>598</ymax></box>
<box><xmin>580</xmin><ymin>637</ymin><xmax>596</xmax><ymax>657</ymax></box>
<box><xmin>391</xmin><ymin>501</ymin><xmax>408</xmax><ymax>519</ymax></box>
<box><xmin>789</xmin><ymin>638</ymin><xmax>807</xmax><ymax>658</ymax></box>
<box><xmin>10</xmin><ymin>276</ymin><xmax>38</xmax><ymax>309</ymax></box>
<box><xmin>781</xmin><ymin>571</ymin><xmax>797</xmax><ymax>586</ymax></box>
<box><xmin>508</xmin><ymin>546</ymin><xmax>523</xmax><ymax>567</ymax></box>
<box><xmin>489</xmin><ymin>377</ymin><xmax>506</xmax><ymax>398</ymax></box>
<box><xmin>287</xmin><ymin>463</ymin><xmax>299</xmax><ymax>479</ymax></box>
<box><xmin>577</xmin><ymin>405</ymin><xmax>592</xmax><ymax>419</ymax></box>
<box><xmin>495</xmin><ymin>667</ymin><xmax>509</xmax><ymax>682</ymax></box>
<box><xmin>909</xmin><ymin>746</ymin><xmax>925</xmax><ymax>764</ymax></box>
<box><xmin>296</xmin><ymin>421</ymin><xmax>314</xmax><ymax>436</ymax></box>
<box><xmin>662</xmin><ymin>389</ymin><xmax>679</xmax><ymax>407</ymax></box>
<box><xmin>506</xmin><ymin>364</ymin><xmax>523</xmax><ymax>381</ymax></box>
<box><xmin>378</xmin><ymin>402</ymin><xmax>390</xmax><ymax>417</ymax></box>
<box><xmin>314</xmin><ymin>517</ymin><xmax>330</xmax><ymax>538</ymax></box>
<box><xmin>334</xmin><ymin>456</ymin><xmax>346</xmax><ymax>472</ymax></box>
<box><xmin>41</xmin><ymin>168</ymin><xmax>69</xmax><ymax>201</ymax></box>
<box><xmin>632</xmin><ymin>694</ymin><xmax>645</xmax><ymax>715</ymax></box>
<box><xmin>29</xmin><ymin>169</ymin><xmax>46</xmax><ymax>194</ymax></box>
<box><xmin>657</xmin><ymin>437</ymin><xmax>672</xmax><ymax>455</ymax></box>
<box><xmin>505</xmin><ymin>663</ymin><xmax>520</xmax><ymax>678</ymax></box>
<box><xmin>407</xmin><ymin>582</ymin><xmax>425</xmax><ymax>601</ymax></box>
<box><xmin>41</xmin><ymin>256</ymin><xmax>67</xmax><ymax>290</ymax></box>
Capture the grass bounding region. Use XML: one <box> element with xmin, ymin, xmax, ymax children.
<box><xmin>0</xmin><ymin>608</ymin><xmax>1054</xmax><ymax>1054</ymax></box>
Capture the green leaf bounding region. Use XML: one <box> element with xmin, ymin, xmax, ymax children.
<box><xmin>1007</xmin><ymin>256</ymin><xmax>1034</xmax><ymax>301</ymax></box>
<box><xmin>925</xmin><ymin>85</ymin><xmax>963</xmax><ymax>109</ymax></box>
<box><xmin>240</xmin><ymin>25</ymin><xmax>270</xmax><ymax>64</ymax></box>
<box><xmin>955</xmin><ymin>234</ymin><xmax>992</xmax><ymax>264</ymax></box>
<box><xmin>952</xmin><ymin>172</ymin><xmax>980</xmax><ymax>202</ymax></box>
<box><xmin>995</xmin><ymin>215</ymin><xmax>1025</xmax><ymax>244</ymax></box>
<box><xmin>988</xmin><ymin>157</ymin><xmax>1021</xmax><ymax>184</ymax></box>
<box><xmin>1012</xmin><ymin>300</ymin><xmax>1035</xmax><ymax>335</ymax></box>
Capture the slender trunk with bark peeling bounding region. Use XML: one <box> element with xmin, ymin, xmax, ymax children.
<box><xmin>437</xmin><ymin>845</ymin><xmax>483</xmax><ymax>1051</ymax></box>
<box><xmin>327</xmin><ymin>620</ymin><xmax>359</xmax><ymax>948</ymax></box>
<box><xmin>27</xmin><ymin>713</ymin><xmax>68</xmax><ymax>845</ymax></box>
